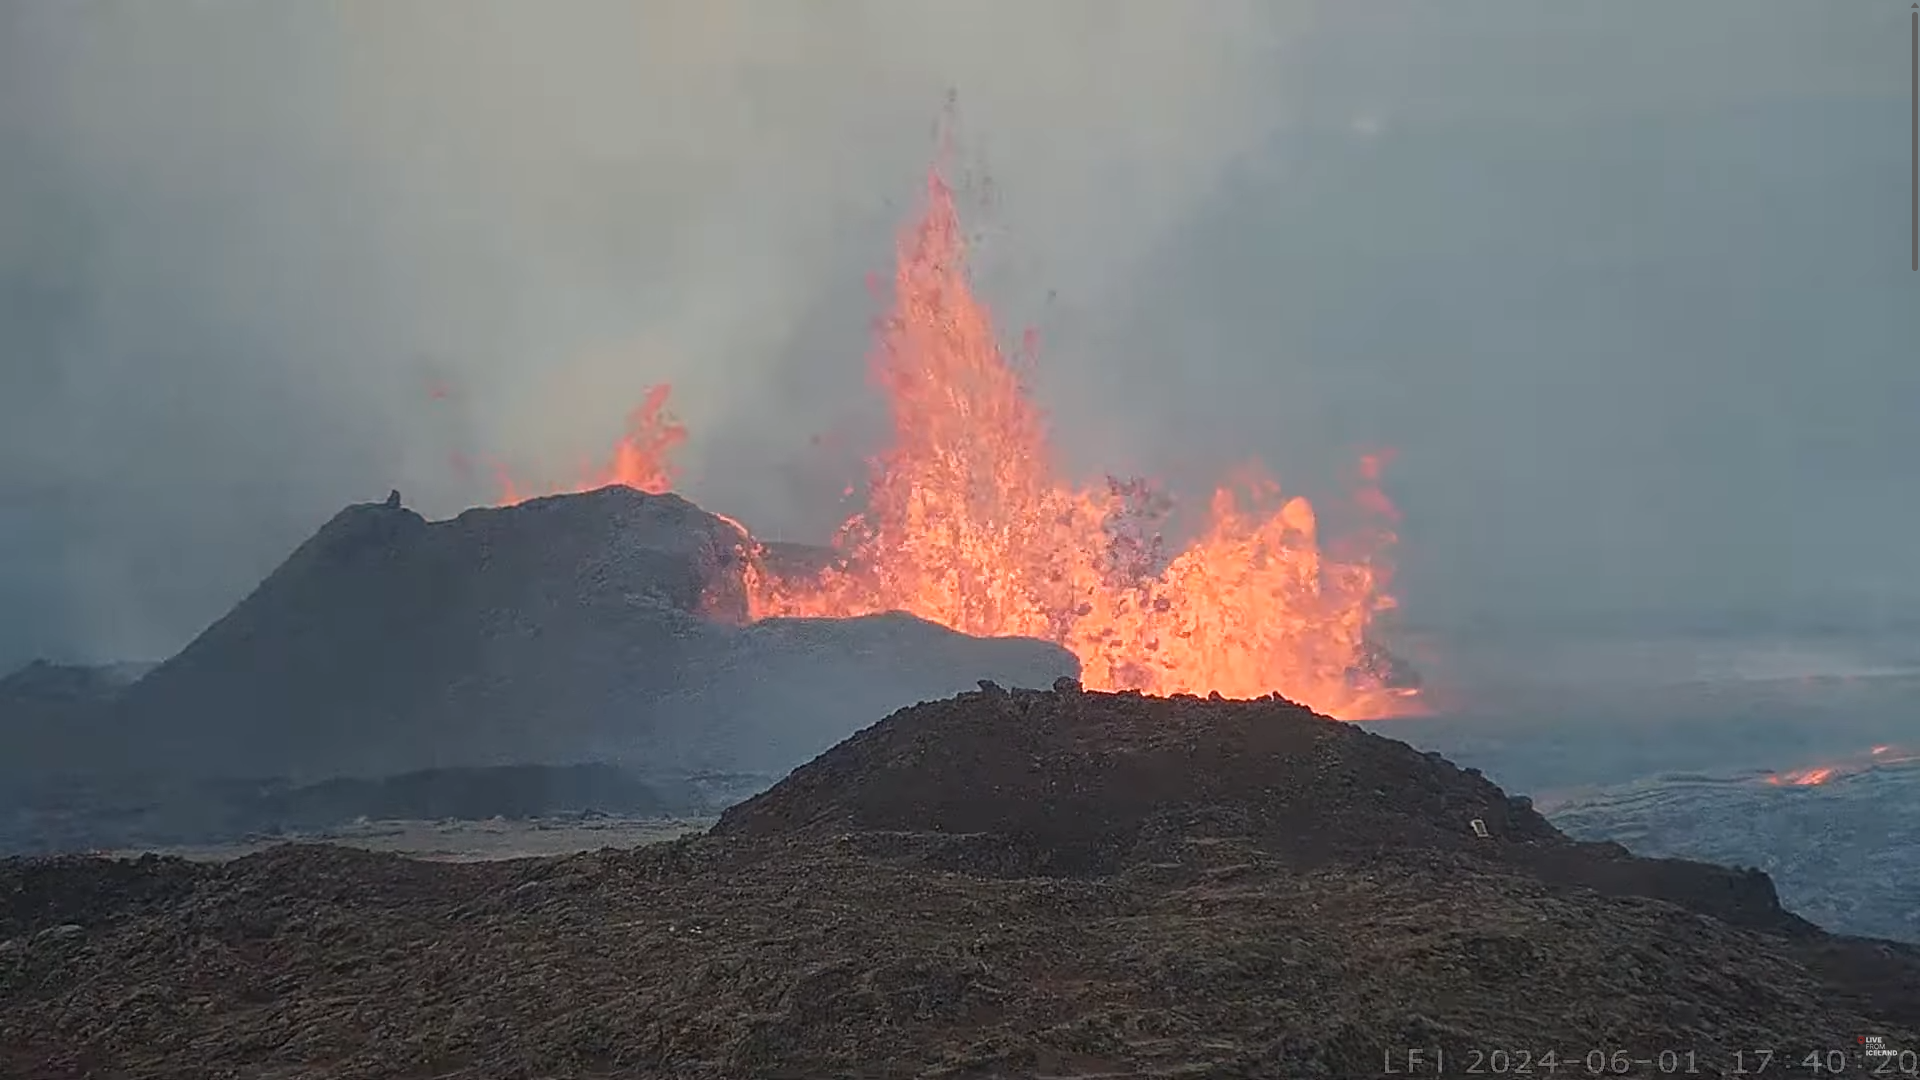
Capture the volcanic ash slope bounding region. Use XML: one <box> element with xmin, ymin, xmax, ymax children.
<box><xmin>4</xmin><ymin>688</ymin><xmax>1915</xmax><ymax>1078</ymax></box>
<box><xmin>47</xmin><ymin>486</ymin><xmax>1075</xmax><ymax>782</ymax></box>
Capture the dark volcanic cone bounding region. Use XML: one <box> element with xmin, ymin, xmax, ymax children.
<box><xmin>31</xmin><ymin>486</ymin><xmax>1074</xmax><ymax>784</ymax></box>
<box><xmin>91</xmin><ymin>486</ymin><xmax>752</xmax><ymax>777</ymax></box>
<box><xmin>720</xmin><ymin>686</ymin><xmax>1812</xmax><ymax>932</ymax></box>
<box><xmin>718</xmin><ymin>687</ymin><xmax>1555</xmax><ymax>854</ymax></box>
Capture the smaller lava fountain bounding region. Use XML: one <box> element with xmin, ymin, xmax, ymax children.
<box><xmin>497</xmin><ymin>383</ymin><xmax>685</xmax><ymax>506</ymax></box>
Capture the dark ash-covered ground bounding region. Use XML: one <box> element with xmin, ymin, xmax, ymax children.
<box><xmin>5</xmin><ymin>687</ymin><xmax>1916</xmax><ymax>1079</ymax></box>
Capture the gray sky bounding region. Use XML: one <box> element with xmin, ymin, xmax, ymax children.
<box><xmin>1</xmin><ymin>1</ymin><xmax>1913</xmax><ymax>667</ymax></box>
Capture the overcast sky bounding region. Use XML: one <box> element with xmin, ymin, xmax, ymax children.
<box><xmin>1</xmin><ymin>1</ymin><xmax>1912</xmax><ymax>667</ymax></box>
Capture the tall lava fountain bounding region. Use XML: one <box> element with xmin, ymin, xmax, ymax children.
<box><xmin>503</xmin><ymin>160</ymin><xmax>1416</xmax><ymax>720</ymax></box>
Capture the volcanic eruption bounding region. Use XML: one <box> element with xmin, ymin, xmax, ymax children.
<box><xmin>501</xmin><ymin>159</ymin><xmax>1415</xmax><ymax>720</ymax></box>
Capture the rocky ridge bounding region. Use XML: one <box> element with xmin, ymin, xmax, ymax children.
<box><xmin>4</xmin><ymin>686</ymin><xmax>1915</xmax><ymax>1078</ymax></box>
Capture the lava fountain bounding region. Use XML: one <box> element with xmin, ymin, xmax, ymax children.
<box><xmin>752</xmin><ymin>163</ymin><xmax>1415</xmax><ymax>719</ymax></box>
<box><xmin>500</xmin><ymin>161</ymin><xmax>1417</xmax><ymax>720</ymax></box>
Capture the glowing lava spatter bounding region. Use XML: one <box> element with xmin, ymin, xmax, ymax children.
<box><xmin>744</xmin><ymin>165</ymin><xmax>1414</xmax><ymax>720</ymax></box>
<box><xmin>498</xmin><ymin>383</ymin><xmax>685</xmax><ymax>505</ymax></box>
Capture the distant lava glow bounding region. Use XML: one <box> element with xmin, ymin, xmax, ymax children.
<box><xmin>498</xmin><ymin>160</ymin><xmax>1417</xmax><ymax>721</ymax></box>
<box><xmin>1763</xmin><ymin>744</ymin><xmax>1917</xmax><ymax>787</ymax></box>
<box><xmin>1768</xmin><ymin>766</ymin><xmax>1838</xmax><ymax>788</ymax></box>
<box><xmin>497</xmin><ymin>384</ymin><xmax>685</xmax><ymax>505</ymax></box>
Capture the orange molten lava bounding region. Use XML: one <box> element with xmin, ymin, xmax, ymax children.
<box><xmin>744</xmin><ymin>165</ymin><xmax>1414</xmax><ymax>720</ymax></box>
<box><xmin>1767</xmin><ymin>766</ymin><xmax>1838</xmax><ymax>788</ymax></box>
<box><xmin>1762</xmin><ymin>744</ymin><xmax>1918</xmax><ymax>787</ymax></box>
<box><xmin>492</xmin><ymin>161</ymin><xmax>1414</xmax><ymax>719</ymax></box>
<box><xmin>498</xmin><ymin>383</ymin><xmax>685</xmax><ymax>505</ymax></box>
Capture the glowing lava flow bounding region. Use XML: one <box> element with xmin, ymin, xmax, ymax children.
<box><xmin>497</xmin><ymin>383</ymin><xmax>685</xmax><ymax>505</ymax></box>
<box><xmin>744</xmin><ymin>165</ymin><xmax>1415</xmax><ymax>720</ymax></box>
